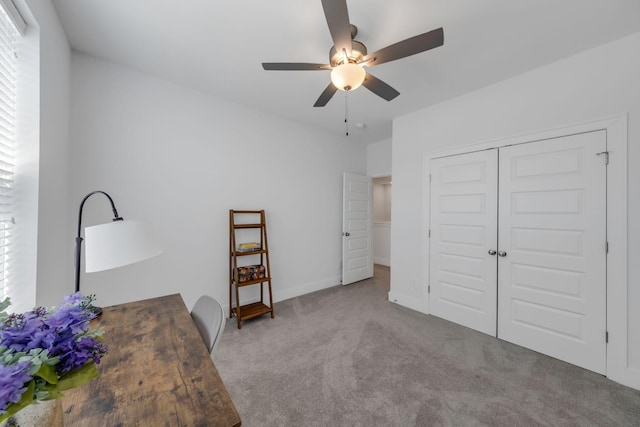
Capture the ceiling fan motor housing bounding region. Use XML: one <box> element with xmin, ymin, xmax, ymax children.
<box><xmin>330</xmin><ymin>40</ymin><xmax>367</xmax><ymax>66</ymax></box>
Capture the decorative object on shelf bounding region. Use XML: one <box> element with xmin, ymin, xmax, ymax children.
<box><xmin>229</xmin><ymin>210</ymin><xmax>274</xmax><ymax>328</ymax></box>
<box><xmin>75</xmin><ymin>190</ymin><xmax>163</xmax><ymax>315</ymax></box>
<box><xmin>0</xmin><ymin>293</ymin><xmax>108</xmax><ymax>425</ymax></box>
<box><xmin>236</xmin><ymin>265</ymin><xmax>266</xmax><ymax>283</ymax></box>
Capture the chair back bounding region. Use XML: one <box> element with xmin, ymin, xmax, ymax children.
<box><xmin>191</xmin><ymin>295</ymin><xmax>226</xmax><ymax>358</ymax></box>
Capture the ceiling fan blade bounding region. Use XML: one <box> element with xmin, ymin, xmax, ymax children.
<box><xmin>262</xmin><ymin>63</ymin><xmax>331</xmax><ymax>71</ymax></box>
<box><xmin>313</xmin><ymin>82</ymin><xmax>338</xmax><ymax>107</ymax></box>
<box><xmin>362</xmin><ymin>72</ymin><xmax>400</xmax><ymax>101</ymax></box>
<box><xmin>321</xmin><ymin>0</ymin><xmax>353</xmax><ymax>57</ymax></box>
<box><xmin>363</xmin><ymin>27</ymin><xmax>444</xmax><ymax>67</ymax></box>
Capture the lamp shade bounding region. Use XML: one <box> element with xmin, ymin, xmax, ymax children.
<box><xmin>330</xmin><ymin>63</ymin><xmax>366</xmax><ymax>91</ymax></box>
<box><xmin>84</xmin><ymin>219</ymin><xmax>162</xmax><ymax>273</ymax></box>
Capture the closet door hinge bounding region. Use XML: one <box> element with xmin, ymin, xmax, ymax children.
<box><xmin>606</xmin><ymin>331</ymin><xmax>609</xmax><ymax>343</ymax></box>
<box><xmin>428</xmin><ymin>229</ymin><xmax>431</xmax><ymax>238</ymax></box>
<box><xmin>605</xmin><ymin>241</ymin><xmax>609</xmax><ymax>254</ymax></box>
<box><xmin>428</xmin><ymin>285</ymin><xmax>431</xmax><ymax>294</ymax></box>
<box><xmin>596</xmin><ymin>151</ymin><xmax>609</xmax><ymax>165</ymax></box>
<box><xmin>429</xmin><ymin>174</ymin><xmax>432</xmax><ymax>183</ymax></box>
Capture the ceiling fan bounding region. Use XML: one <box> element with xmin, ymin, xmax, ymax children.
<box><xmin>262</xmin><ymin>0</ymin><xmax>444</xmax><ymax>107</ymax></box>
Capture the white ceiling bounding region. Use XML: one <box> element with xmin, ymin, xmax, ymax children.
<box><xmin>51</xmin><ymin>0</ymin><xmax>640</xmax><ymax>144</ymax></box>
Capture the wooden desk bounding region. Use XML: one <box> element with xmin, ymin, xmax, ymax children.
<box><xmin>62</xmin><ymin>294</ymin><xmax>241</xmax><ymax>427</ymax></box>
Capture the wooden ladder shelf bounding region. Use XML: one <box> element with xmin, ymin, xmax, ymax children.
<box><xmin>229</xmin><ymin>209</ymin><xmax>274</xmax><ymax>329</ymax></box>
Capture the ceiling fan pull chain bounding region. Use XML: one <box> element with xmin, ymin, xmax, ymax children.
<box><xmin>345</xmin><ymin>91</ymin><xmax>349</xmax><ymax>136</ymax></box>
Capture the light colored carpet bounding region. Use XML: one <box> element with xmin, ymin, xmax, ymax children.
<box><xmin>215</xmin><ymin>265</ymin><xmax>640</xmax><ymax>426</ymax></box>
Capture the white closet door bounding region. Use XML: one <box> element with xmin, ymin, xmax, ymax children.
<box><xmin>429</xmin><ymin>150</ymin><xmax>498</xmax><ymax>336</ymax></box>
<box><xmin>342</xmin><ymin>173</ymin><xmax>373</xmax><ymax>285</ymax></box>
<box><xmin>497</xmin><ymin>131</ymin><xmax>607</xmax><ymax>374</ymax></box>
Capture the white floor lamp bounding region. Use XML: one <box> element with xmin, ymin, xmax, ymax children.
<box><xmin>74</xmin><ymin>190</ymin><xmax>162</xmax><ymax>315</ymax></box>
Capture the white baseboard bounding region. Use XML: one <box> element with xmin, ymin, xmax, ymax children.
<box><xmin>226</xmin><ymin>275</ymin><xmax>341</xmax><ymax>314</ymax></box>
<box><xmin>273</xmin><ymin>275</ymin><xmax>341</xmax><ymax>303</ymax></box>
<box><xmin>226</xmin><ymin>276</ymin><xmax>341</xmax><ymax>314</ymax></box>
<box><xmin>373</xmin><ymin>257</ymin><xmax>390</xmax><ymax>267</ymax></box>
<box><xmin>388</xmin><ymin>291</ymin><xmax>427</xmax><ymax>314</ymax></box>
<box><xmin>609</xmin><ymin>366</ymin><xmax>640</xmax><ymax>391</ymax></box>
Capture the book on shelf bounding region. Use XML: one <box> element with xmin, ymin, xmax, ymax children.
<box><xmin>237</xmin><ymin>242</ymin><xmax>261</xmax><ymax>252</ymax></box>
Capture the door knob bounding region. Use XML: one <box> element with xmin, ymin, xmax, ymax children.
<box><xmin>498</xmin><ymin>251</ymin><xmax>507</xmax><ymax>257</ymax></box>
<box><xmin>344</xmin><ymin>232</ymin><xmax>350</xmax><ymax>237</ymax></box>
<box><xmin>488</xmin><ymin>249</ymin><xmax>497</xmax><ymax>255</ymax></box>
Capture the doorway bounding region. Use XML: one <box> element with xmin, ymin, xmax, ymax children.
<box><xmin>373</xmin><ymin>176</ymin><xmax>391</xmax><ymax>267</ymax></box>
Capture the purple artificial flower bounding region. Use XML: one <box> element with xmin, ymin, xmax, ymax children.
<box><xmin>0</xmin><ymin>293</ymin><xmax>96</xmax><ymax>356</ymax></box>
<box><xmin>39</xmin><ymin>293</ymin><xmax>103</xmax><ymax>375</ymax></box>
<box><xmin>0</xmin><ymin>361</ymin><xmax>31</xmax><ymax>414</ymax></box>
<box><xmin>53</xmin><ymin>336</ymin><xmax>108</xmax><ymax>374</ymax></box>
<box><xmin>0</xmin><ymin>291</ymin><xmax>108</xmax><ymax>409</ymax></box>
<box><xmin>45</xmin><ymin>299</ymin><xmax>93</xmax><ymax>335</ymax></box>
<box><xmin>62</xmin><ymin>292</ymin><xmax>84</xmax><ymax>305</ymax></box>
<box><xmin>0</xmin><ymin>310</ymin><xmax>54</xmax><ymax>352</ymax></box>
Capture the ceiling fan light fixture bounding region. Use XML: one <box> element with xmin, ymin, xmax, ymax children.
<box><xmin>330</xmin><ymin>62</ymin><xmax>365</xmax><ymax>92</ymax></box>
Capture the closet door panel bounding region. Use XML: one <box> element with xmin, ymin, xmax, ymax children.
<box><xmin>497</xmin><ymin>131</ymin><xmax>607</xmax><ymax>374</ymax></box>
<box><xmin>429</xmin><ymin>150</ymin><xmax>498</xmax><ymax>336</ymax></box>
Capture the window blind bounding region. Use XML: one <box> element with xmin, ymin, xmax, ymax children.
<box><xmin>0</xmin><ymin>3</ymin><xmax>19</xmax><ymax>301</ymax></box>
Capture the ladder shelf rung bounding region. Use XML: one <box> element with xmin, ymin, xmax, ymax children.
<box><xmin>231</xmin><ymin>210</ymin><xmax>263</xmax><ymax>214</ymax></box>
<box><xmin>232</xmin><ymin>302</ymin><xmax>273</xmax><ymax>321</ymax></box>
<box><xmin>233</xmin><ymin>223</ymin><xmax>263</xmax><ymax>229</ymax></box>
<box><xmin>232</xmin><ymin>249</ymin><xmax>267</xmax><ymax>256</ymax></box>
<box><xmin>232</xmin><ymin>277</ymin><xmax>271</xmax><ymax>287</ymax></box>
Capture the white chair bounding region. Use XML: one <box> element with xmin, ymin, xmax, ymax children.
<box><xmin>191</xmin><ymin>295</ymin><xmax>226</xmax><ymax>358</ymax></box>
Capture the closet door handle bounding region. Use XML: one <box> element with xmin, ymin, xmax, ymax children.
<box><xmin>488</xmin><ymin>249</ymin><xmax>497</xmax><ymax>256</ymax></box>
<box><xmin>498</xmin><ymin>251</ymin><xmax>507</xmax><ymax>257</ymax></box>
<box><xmin>344</xmin><ymin>232</ymin><xmax>350</xmax><ymax>237</ymax></box>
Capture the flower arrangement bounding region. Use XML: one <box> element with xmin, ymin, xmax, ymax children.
<box><xmin>0</xmin><ymin>293</ymin><xmax>108</xmax><ymax>422</ymax></box>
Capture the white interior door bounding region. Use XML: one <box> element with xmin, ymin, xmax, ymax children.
<box><xmin>342</xmin><ymin>173</ymin><xmax>373</xmax><ymax>285</ymax></box>
<box><xmin>497</xmin><ymin>131</ymin><xmax>607</xmax><ymax>374</ymax></box>
<box><xmin>429</xmin><ymin>150</ymin><xmax>498</xmax><ymax>336</ymax></box>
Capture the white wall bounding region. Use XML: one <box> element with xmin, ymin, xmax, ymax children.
<box><xmin>373</xmin><ymin>183</ymin><xmax>392</xmax><ymax>221</ymax></box>
<box><xmin>20</xmin><ymin>0</ymin><xmax>72</xmax><ymax>308</ymax></box>
<box><xmin>373</xmin><ymin>222</ymin><xmax>390</xmax><ymax>267</ymax></box>
<box><xmin>367</xmin><ymin>138</ymin><xmax>391</xmax><ymax>177</ymax></box>
<box><xmin>68</xmin><ymin>53</ymin><xmax>366</xmax><ymax>312</ymax></box>
<box><xmin>390</xmin><ymin>32</ymin><xmax>640</xmax><ymax>388</ymax></box>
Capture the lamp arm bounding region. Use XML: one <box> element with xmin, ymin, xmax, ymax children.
<box><xmin>74</xmin><ymin>191</ymin><xmax>123</xmax><ymax>293</ymax></box>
